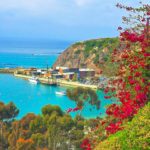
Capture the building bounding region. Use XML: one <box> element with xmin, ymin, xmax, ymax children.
<box><xmin>79</xmin><ymin>68</ymin><xmax>95</xmax><ymax>79</ymax></box>
<box><xmin>63</xmin><ymin>72</ymin><xmax>75</xmax><ymax>80</ymax></box>
<box><xmin>68</xmin><ymin>68</ymin><xmax>79</xmax><ymax>74</ymax></box>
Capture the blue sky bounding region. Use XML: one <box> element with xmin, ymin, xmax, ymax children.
<box><xmin>0</xmin><ymin>0</ymin><xmax>149</xmax><ymax>41</ymax></box>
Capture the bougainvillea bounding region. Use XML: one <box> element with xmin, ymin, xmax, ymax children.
<box><xmin>103</xmin><ymin>2</ymin><xmax>150</xmax><ymax>135</ymax></box>
<box><xmin>81</xmin><ymin>2</ymin><xmax>150</xmax><ymax>149</ymax></box>
<box><xmin>81</xmin><ymin>138</ymin><xmax>92</xmax><ymax>150</ymax></box>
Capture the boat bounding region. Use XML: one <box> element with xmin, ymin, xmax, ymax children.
<box><xmin>29</xmin><ymin>77</ymin><xmax>39</xmax><ymax>84</ymax></box>
<box><xmin>55</xmin><ymin>91</ymin><xmax>66</xmax><ymax>96</ymax></box>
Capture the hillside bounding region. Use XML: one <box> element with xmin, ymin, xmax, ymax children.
<box><xmin>53</xmin><ymin>38</ymin><xmax>119</xmax><ymax>76</ymax></box>
<box><xmin>95</xmin><ymin>102</ymin><xmax>150</xmax><ymax>150</ymax></box>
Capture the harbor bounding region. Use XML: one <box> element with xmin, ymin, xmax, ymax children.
<box><xmin>14</xmin><ymin>73</ymin><xmax>98</xmax><ymax>89</ymax></box>
<box><xmin>0</xmin><ymin>66</ymin><xmax>112</xmax><ymax>90</ymax></box>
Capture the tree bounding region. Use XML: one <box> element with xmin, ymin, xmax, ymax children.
<box><xmin>42</xmin><ymin>105</ymin><xmax>63</xmax><ymax>117</ymax></box>
<box><xmin>30</xmin><ymin>115</ymin><xmax>46</xmax><ymax>134</ymax></box>
<box><xmin>19</xmin><ymin>113</ymin><xmax>37</xmax><ymax>139</ymax></box>
<box><xmin>67</xmin><ymin>87</ymin><xmax>100</xmax><ymax>113</ymax></box>
<box><xmin>0</xmin><ymin>101</ymin><xmax>19</xmax><ymax>150</ymax></box>
<box><xmin>0</xmin><ymin>102</ymin><xmax>19</xmax><ymax>121</ymax></box>
<box><xmin>31</xmin><ymin>133</ymin><xmax>47</xmax><ymax>149</ymax></box>
<box><xmin>16</xmin><ymin>138</ymin><xmax>35</xmax><ymax>150</ymax></box>
<box><xmin>8</xmin><ymin>121</ymin><xmax>21</xmax><ymax>150</ymax></box>
<box><xmin>72</xmin><ymin>73</ymin><xmax>78</xmax><ymax>81</ymax></box>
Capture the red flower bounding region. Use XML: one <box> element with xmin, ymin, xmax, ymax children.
<box><xmin>143</xmin><ymin>53</ymin><xmax>150</xmax><ymax>57</ymax></box>
<box><xmin>147</xmin><ymin>11</ymin><xmax>150</xmax><ymax>15</ymax></box>
<box><xmin>135</xmin><ymin>84</ymin><xmax>141</xmax><ymax>91</ymax></box>
<box><xmin>73</xmin><ymin>107</ymin><xmax>81</xmax><ymax>112</ymax></box>
<box><xmin>67</xmin><ymin>108</ymin><xmax>73</xmax><ymax>113</ymax></box>
<box><xmin>81</xmin><ymin>139</ymin><xmax>91</xmax><ymax>150</ymax></box>
<box><xmin>104</xmin><ymin>87</ymin><xmax>109</xmax><ymax>94</ymax></box>
<box><xmin>106</xmin><ymin>121</ymin><xmax>122</xmax><ymax>134</ymax></box>
<box><xmin>129</xmin><ymin>79</ymin><xmax>136</xmax><ymax>85</ymax></box>
<box><xmin>134</xmin><ymin>72</ymin><xmax>142</xmax><ymax>77</ymax></box>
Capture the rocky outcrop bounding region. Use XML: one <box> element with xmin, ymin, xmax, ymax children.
<box><xmin>53</xmin><ymin>38</ymin><xmax>119</xmax><ymax>73</ymax></box>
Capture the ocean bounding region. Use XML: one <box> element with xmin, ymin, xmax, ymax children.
<box><xmin>0</xmin><ymin>40</ymin><xmax>112</xmax><ymax>119</ymax></box>
<box><xmin>0</xmin><ymin>52</ymin><xmax>58</xmax><ymax>68</ymax></box>
<box><xmin>0</xmin><ymin>39</ymin><xmax>71</xmax><ymax>68</ymax></box>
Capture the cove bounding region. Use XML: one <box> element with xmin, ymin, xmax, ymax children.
<box><xmin>0</xmin><ymin>74</ymin><xmax>112</xmax><ymax>119</ymax></box>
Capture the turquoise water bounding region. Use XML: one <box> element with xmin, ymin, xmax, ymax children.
<box><xmin>0</xmin><ymin>39</ymin><xmax>72</xmax><ymax>68</ymax></box>
<box><xmin>0</xmin><ymin>52</ymin><xmax>58</xmax><ymax>68</ymax></box>
<box><xmin>0</xmin><ymin>47</ymin><xmax>112</xmax><ymax>119</ymax></box>
<box><xmin>0</xmin><ymin>74</ymin><xmax>112</xmax><ymax>119</ymax></box>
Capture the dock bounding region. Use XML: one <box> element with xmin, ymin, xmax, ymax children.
<box><xmin>14</xmin><ymin>73</ymin><xmax>98</xmax><ymax>89</ymax></box>
<box><xmin>0</xmin><ymin>68</ymin><xmax>17</xmax><ymax>74</ymax></box>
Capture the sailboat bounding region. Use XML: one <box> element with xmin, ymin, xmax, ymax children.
<box><xmin>29</xmin><ymin>77</ymin><xmax>39</xmax><ymax>84</ymax></box>
<box><xmin>55</xmin><ymin>91</ymin><xmax>66</xmax><ymax>96</ymax></box>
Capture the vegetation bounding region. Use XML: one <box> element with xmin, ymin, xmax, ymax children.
<box><xmin>74</xmin><ymin>38</ymin><xmax>119</xmax><ymax>75</ymax></box>
<box><xmin>0</xmin><ymin>102</ymin><xmax>87</xmax><ymax>150</ymax></box>
<box><xmin>80</xmin><ymin>2</ymin><xmax>150</xmax><ymax>150</ymax></box>
<box><xmin>72</xmin><ymin>73</ymin><xmax>78</xmax><ymax>81</ymax></box>
<box><xmin>0</xmin><ymin>2</ymin><xmax>149</xmax><ymax>150</ymax></box>
<box><xmin>95</xmin><ymin>102</ymin><xmax>150</xmax><ymax>150</ymax></box>
<box><xmin>67</xmin><ymin>87</ymin><xmax>100</xmax><ymax>111</ymax></box>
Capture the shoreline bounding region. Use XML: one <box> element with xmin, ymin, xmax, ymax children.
<box><xmin>0</xmin><ymin>68</ymin><xmax>17</xmax><ymax>74</ymax></box>
<box><xmin>14</xmin><ymin>73</ymin><xmax>98</xmax><ymax>90</ymax></box>
<box><xmin>0</xmin><ymin>68</ymin><xmax>101</xmax><ymax>90</ymax></box>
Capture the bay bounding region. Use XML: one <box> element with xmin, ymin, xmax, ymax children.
<box><xmin>0</xmin><ymin>46</ymin><xmax>112</xmax><ymax>119</ymax></box>
<box><xmin>0</xmin><ymin>73</ymin><xmax>112</xmax><ymax>119</ymax></box>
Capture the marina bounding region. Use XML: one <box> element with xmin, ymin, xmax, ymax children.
<box><xmin>14</xmin><ymin>73</ymin><xmax>98</xmax><ymax>89</ymax></box>
<box><xmin>0</xmin><ymin>73</ymin><xmax>112</xmax><ymax>119</ymax></box>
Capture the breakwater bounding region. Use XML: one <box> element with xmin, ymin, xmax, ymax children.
<box><xmin>0</xmin><ymin>68</ymin><xmax>17</xmax><ymax>74</ymax></box>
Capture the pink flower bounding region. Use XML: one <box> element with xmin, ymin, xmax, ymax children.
<box><xmin>67</xmin><ymin>108</ymin><xmax>72</xmax><ymax>113</ymax></box>
<box><xmin>135</xmin><ymin>84</ymin><xmax>141</xmax><ymax>91</ymax></box>
<box><xmin>73</xmin><ymin>107</ymin><xmax>80</xmax><ymax>112</ymax></box>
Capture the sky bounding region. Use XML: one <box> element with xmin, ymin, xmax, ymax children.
<box><xmin>0</xmin><ymin>0</ymin><xmax>149</xmax><ymax>42</ymax></box>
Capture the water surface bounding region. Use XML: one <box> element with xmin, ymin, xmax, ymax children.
<box><xmin>0</xmin><ymin>74</ymin><xmax>112</xmax><ymax>119</ymax></box>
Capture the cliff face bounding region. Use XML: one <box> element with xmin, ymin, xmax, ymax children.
<box><xmin>53</xmin><ymin>38</ymin><xmax>119</xmax><ymax>74</ymax></box>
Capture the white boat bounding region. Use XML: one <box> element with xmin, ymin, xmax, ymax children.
<box><xmin>55</xmin><ymin>91</ymin><xmax>66</xmax><ymax>96</ymax></box>
<box><xmin>29</xmin><ymin>77</ymin><xmax>39</xmax><ymax>84</ymax></box>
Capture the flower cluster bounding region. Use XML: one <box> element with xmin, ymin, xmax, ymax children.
<box><xmin>81</xmin><ymin>3</ymin><xmax>150</xmax><ymax>149</ymax></box>
<box><xmin>81</xmin><ymin>138</ymin><xmax>92</xmax><ymax>150</ymax></box>
<box><xmin>105</xmin><ymin>121</ymin><xmax>122</xmax><ymax>134</ymax></box>
<box><xmin>66</xmin><ymin>107</ymin><xmax>82</xmax><ymax>113</ymax></box>
<box><xmin>104</xmin><ymin>22</ymin><xmax>150</xmax><ymax>134</ymax></box>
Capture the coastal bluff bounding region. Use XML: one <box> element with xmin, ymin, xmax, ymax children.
<box><xmin>53</xmin><ymin>38</ymin><xmax>119</xmax><ymax>75</ymax></box>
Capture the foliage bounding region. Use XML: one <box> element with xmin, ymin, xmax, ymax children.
<box><xmin>0</xmin><ymin>101</ymin><xmax>19</xmax><ymax>121</ymax></box>
<box><xmin>42</xmin><ymin>104</ymin><xmax>63</xmax><ymax>116</ymax></box>
<box><xmin>0</xmin><ymin>102</ymin><xmax>19</xmax><ymax>150</ymax></box>
<box><xmin>67</xmin><ymin>87</ymin><xmax>100</xmax><ymax>111</ymax></box>
<box><xmin>103</xmin><ymin>1</ymin><xmax>150</xmax><ymax>135</ymax></box>
<box><xmin>72</xmin><ymin>73</ymin><xmax>78</xmax><ymax>81</ymax></box>
<box><xmin>81</xmin><ymin>2</ymin><xmax>150</xmax><ymax>150</ymax></box>
<box><xmin>70</xmin><ymin>38</ymin><xmax>119</xmax><ymax>76</ymax></box>
<box><xmin>0</xmin><ymin>102</ymin><xmax>86</xmax><ymax>150</ymax></box>
<box><xmin>16</xmin><ymin>138</ymin><xmax>35</xmax><ymax>150</ymax></box>
<box><xmin>95</xmin><ymin>102</ymin><xmax>150</xmax><ymax>150</ymax></box>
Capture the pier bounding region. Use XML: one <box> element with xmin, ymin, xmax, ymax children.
<box><xmin>14</xmin><ymin>73</ymin><xmax>98</xmax><ymax>89</ymax></box>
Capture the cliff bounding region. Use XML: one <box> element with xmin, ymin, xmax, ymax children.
<box><xmin>53</xmin><ymin>38</ymin><xmax>119</xmax><ymax>75</ymax></box>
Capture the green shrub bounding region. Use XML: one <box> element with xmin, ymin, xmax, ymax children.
<box><xmin>95</xmin><ymin>103</ymin><xmax>150</xmax><ymax>150</ymax></box>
